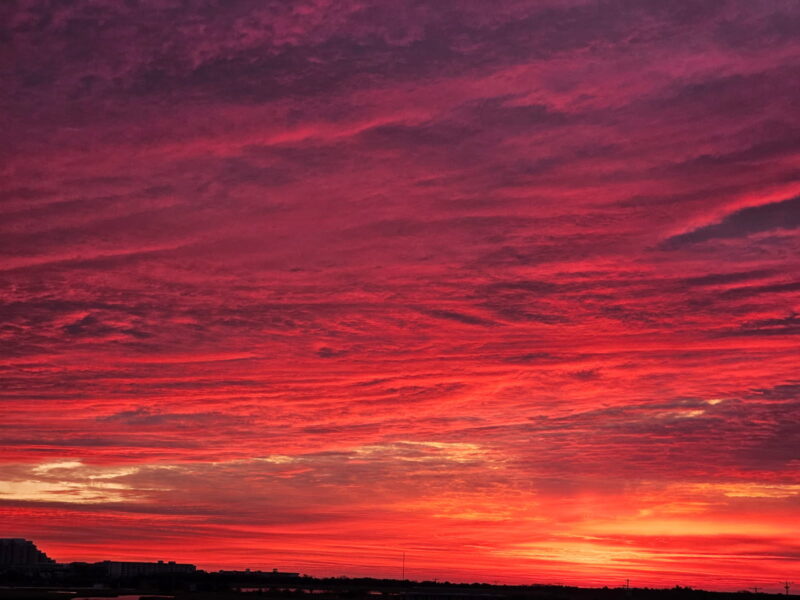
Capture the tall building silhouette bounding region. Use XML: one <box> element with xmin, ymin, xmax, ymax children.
<box><xmin>0</xmin><ymin>539</ymin><xmax>56</xmax><ymax>566</ymax></box>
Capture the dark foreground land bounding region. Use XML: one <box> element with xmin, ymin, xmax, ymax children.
<box><xmin>0</xmin><ymin>572</ymin><xmax>793</xmax><ymax>600</ymax></box>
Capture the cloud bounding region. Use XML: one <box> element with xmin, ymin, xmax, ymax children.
<box><xmin>2</xmin><ymin>0</ymin><xmax>800</xmax><ymax>588</ymax></box>
<box><xmin>682</xmin><ymin>269</ymin><xmax>777</xmax><ymax>287</ymax></box>
<box><xmin>422</xmin><ymin>309</ymin><xmax>496</xmax><ymax>327</ymax></box>
<box><xmin>663</xmin><ymin>195</ymin><xmax>800</xmax><ymax>248</ymax></box>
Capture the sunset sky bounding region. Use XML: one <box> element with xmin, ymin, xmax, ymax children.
<box><xmin>2</xmin><ymin>0</ymin><xmax>800</xmax><ymax>592</ymax></box>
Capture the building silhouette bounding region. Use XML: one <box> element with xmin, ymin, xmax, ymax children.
<box><xmin>219</xmin><ymin>567</ymin><xmax>300</xmax><ymax>578</ymax></box>
<box><xmin>96</xmin><ymin>559</ymin><xmax>196</xmax><ymax>578</ymax></box>
<box><xmin>0</xmin><ymin>539</ymin><xmax>56</xmax><ymax>567</ymax></box>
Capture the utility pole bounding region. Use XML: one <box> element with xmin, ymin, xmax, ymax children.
<box><xmin>402</xmin><ymin>552</ymin><xmax>405</xmax><ymax>581</ymax></box>
<box><xmin>753</xmin><ymin>587</ymin><xmax>760</xmax><ymax>594</ymax></box>
<box><xmin>784</xmin><ymin>581</ymin><xmax>791</xmax><ymax>596</ymax></box>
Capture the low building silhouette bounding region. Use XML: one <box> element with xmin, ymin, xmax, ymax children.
<box><xmin>96</xmin><ymin>559</ymin><xmax>197</xmax><ymax>578</ymax></box>
<box><xmin>219</xmin><ymin>567</ymin><xmax>301</xmax><ymax>578</ymax></box>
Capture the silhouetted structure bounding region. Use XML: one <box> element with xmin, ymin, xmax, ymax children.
<box><xmin>97</xmin><ymin>559</ymin><xmax>196</xmax><ymax>578</ymax></box>
<box><xmin>219</xmin><ymin>567</ymin><xmax>300</xmax><ymax>578</ymax></box>
<box><xmin>0</xmin><ymin>539</ymin><xmax>56</xmax><ymax>567</ymax></box>
<box><xmin>2</xmin><ymin>537</ymin><xmax>797</xmax><ymax>600</ymax></box>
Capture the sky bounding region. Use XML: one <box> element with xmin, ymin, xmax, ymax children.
<box><xmin>1</xmin><ymin>0</ymin><xmax>800</xmax><ymax>592</ymax></box>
